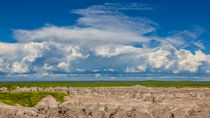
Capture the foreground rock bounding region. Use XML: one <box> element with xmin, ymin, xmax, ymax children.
<box><xmin>1</xmin><ymin>86</ymin><xmax>210</xmax><ymax>117</ymax></box>
<box><xmin>0</xmin><ymin>102</ymin><xmax>41</xmax><ymax>118</ymax></box>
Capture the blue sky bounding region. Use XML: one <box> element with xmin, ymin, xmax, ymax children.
<box><xmin>1</xmin><ymin>0</ymin><xmax>210</xmax><ymax>50</ymax></box>
<box><xmin>0</xmin><ymin>0</ymin><xmax>210</xmax><ymax>80</ymax></box>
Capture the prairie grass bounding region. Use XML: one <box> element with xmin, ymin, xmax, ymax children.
<box><xmin>1</xmin><ymin>81</ymin><xmax>210</xmax><ymax>89</ymax></box>
<box><xmin>0</xmin><ymin>91</ymin><xmax>69</xmax><ymax>107</ymax></box>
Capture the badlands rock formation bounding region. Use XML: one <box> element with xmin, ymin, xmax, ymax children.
<box><xmin>1</xmin><ymin>85</ymin><xmax>210</xmax><ymax>118</ymax></box>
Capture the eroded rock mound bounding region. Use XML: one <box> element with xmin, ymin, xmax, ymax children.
<box><xmin>0</xmin><ymin>102</ymin><xmax>41</xmax><ymax>118</ymax></box>
<box><xmin>1</xmin><ymin>86</ymin><xmax>210</xmax><ymax>118</ymax></box>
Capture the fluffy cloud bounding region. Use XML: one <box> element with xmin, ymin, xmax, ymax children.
<box><xmin>0</xmin><ymin>3</ymin><xmax>209</xmax><ymax>79</ymax></box>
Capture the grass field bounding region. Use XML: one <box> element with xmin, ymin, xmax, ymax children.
<box><xmin>0</xmin><ymin>91</ymin><xmax>69</xmax><ymax>107</ymax></box>
<box><xmin>1</xmin><ymin>81</ymin><xmax>210</xmax><ymax>90</ymax></box>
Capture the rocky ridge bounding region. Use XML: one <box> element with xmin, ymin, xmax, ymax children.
<box><xmin>1</xmin><ymin>85</ymin><xmax>210</xmax><ymax>117</ymax></box>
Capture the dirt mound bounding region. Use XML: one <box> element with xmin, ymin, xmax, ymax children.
<box><xmin>35</xmin><ymin>95</ymin><xmax>60</xmax><ymax>109</ymax></box>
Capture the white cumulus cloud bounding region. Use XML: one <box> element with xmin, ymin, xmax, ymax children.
<box><xmin>0</xmin><ymin>3</ymin><xmax>209</xmax><ymax>79</ymax></box>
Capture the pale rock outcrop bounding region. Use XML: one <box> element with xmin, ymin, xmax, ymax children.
<box><xmin>1</xmin><ymin>86</ymin><xmax>210</xmax><ymax>117</ymax></box>
<box><xmin>35</xmin><ymin>95</ymin><xmax>60</xmax><ymax>109</ymax></box>
<box><xmin>0</xmin><ymin>102</ymin><xmax>42</xmax><ymax>118</ymax></box>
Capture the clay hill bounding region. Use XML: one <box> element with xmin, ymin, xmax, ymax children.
<box><xmin>1</xmin><ymin>85</ymin><xmax>210</xmax><ymax>118</ymax></box>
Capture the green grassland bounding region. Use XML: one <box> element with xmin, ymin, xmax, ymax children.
<box><xmin>0</xmin><ymin>91</ymin><xmax>69</xmax><ymax>107</ymax></box>
<box><xmin>1</xmin><ymin>81</ymin><xmax>210</xmax><ymax>89</ymax></box>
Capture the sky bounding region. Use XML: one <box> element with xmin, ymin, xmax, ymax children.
<box><xmin>0</xmin><ymin>0</ymin><xmax>210</xmax><ymax>80</ymax></box>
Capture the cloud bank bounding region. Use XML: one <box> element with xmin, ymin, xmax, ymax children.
<box><xmin>0</xmin><ymin>3</ymin><xmax>210</xmax><ymax>79</ymax></box>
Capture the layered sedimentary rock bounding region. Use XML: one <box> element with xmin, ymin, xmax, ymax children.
<box><xmin>1</xmin><ymin>85</ymin><xmax>210</xmax><ymax>118</ymax></box>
